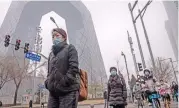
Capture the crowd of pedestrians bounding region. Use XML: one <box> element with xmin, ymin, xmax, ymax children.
<box><xmin>45</xmin><ymin>27</ymin><xmax>178</xmax><ymax>108</ymax></box>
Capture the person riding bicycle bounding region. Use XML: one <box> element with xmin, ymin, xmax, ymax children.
<box><xmin>158</xmin><ymin>79</ymin><xmax>171</xmax><ymax>103</ymax></box>
<box><xmin>171</xmin><ymin>81</ymin><xmax>178</xmax><ymax>102</ymax></box>
<box><xmin>142</xmin><ymin>68</ymin><xmax>160</xmax><ymax>106</ymax></box>
<box><xmin>134</xmin><ymin>77</ymin><xmax>146</xmax><ymax>100</ymax></box>
<box><xmin>133</xmin><ymin>80</ymin><xmax>142</xmax><ymax>98</ymax></box>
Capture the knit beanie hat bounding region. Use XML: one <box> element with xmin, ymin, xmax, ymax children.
<box><xmin>110</xmin><ymin>67</ymin><xmax>117</xmax><ymax>73</ymax></box>
<box><xmin>52</xmin><ymin>28</ymin><xmax>67</xmax><ymax>40</ymax></box>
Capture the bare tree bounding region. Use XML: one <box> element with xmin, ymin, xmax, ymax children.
<box><xmin>0</xmin><ymin>56</ymin><xmax>17</xmax><ymax>90</ymax></box>
<box><xmin>147</xmin><ymin>57</ymin><xmax>173</xmax><ymax>82</ymax></box>
<box><xmin>12</xmin><ymin>58</ymin><xmax>47</xmax><ymax>105</ymax></box>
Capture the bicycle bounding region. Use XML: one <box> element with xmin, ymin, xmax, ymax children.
<box><xmin>163</xmin><ymin>94</ymin><xmax>170</xmax><ymax>108</ymax></box>
<box><xmin>149</xmin><ymin>93</ymin><xmax>161</xmax><ymax>108</ymax></box>
<box><xmin>159</xmin><ymin>88</ymin><xmax>171</xmax><ymax>108</ymax></box>
<box><xmin>135</xmin><ymin>92</ymin><xmax>144</xmax><ymax>108</ymax></box>
<box><xmin>174</xmin><ymin>92</ymin><xmax>178</xmax><ymax>102</ymax></box>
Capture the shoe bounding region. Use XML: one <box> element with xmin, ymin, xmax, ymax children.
<box><xmin>148</xmin><ymin>103</ymin><xmax>152</xmax><ymax>106</ymax></box>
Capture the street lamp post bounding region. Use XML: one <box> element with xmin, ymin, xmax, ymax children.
<box><xmin>121</xmin><ymin>51</ymin><xmax>132</xmax><ymax>102</ymax></box>
<box><xmin>50</xmin><ymin>17</ymin><xmax>59</xmax><ymax>28</ymax></box>
<box><xmin>121</xmin><ymin>52</ymin><xmax>130</xmax><ymax>82</ymax></box>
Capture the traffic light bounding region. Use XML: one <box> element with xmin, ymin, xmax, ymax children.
<box><xmin>15</xmin><ymin>39</ymin><xmax>21</xmax><ymax>50</ymax></box>
<box><xmin>24</xmin><ymin>43</ymin><xmax>29</xmax><ymax>53</ymax></box>
<box><xmin>137</xmin><ymin>63</ymin><xmax>143</xmax><ymax>71</ymax></box>
<box><xmin>4</xmin><ymin>35</ymin><xmax>10</xmax><ymax>47</ymax></box>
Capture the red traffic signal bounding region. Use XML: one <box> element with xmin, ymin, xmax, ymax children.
<box><xmin>16</xmin><ymin>39</ymin><xmax>21</xmax><ymax>43</ymax></box>
<box><xmin>15</xmin><ymin>39</ymin><xmax>21</xmax><ymax>50</ymax></box>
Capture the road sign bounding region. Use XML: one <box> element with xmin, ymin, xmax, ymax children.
<box><xmin>25</xmin><ymin>52</ymin><xmax>41</xmax><ymax>62</ymax></box>
<box><xmin>38</xmin><ymin>84</ymin><xmax>45</xmax><ymax>89</ymax></box>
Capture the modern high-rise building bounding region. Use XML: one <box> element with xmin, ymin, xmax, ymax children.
<box><xmin>0</xmin><ymin>1</ymin><xmax>107</xmax><ymax>104</ymax></box>
<box><xmin>163</xmin><ymin>1</ymin><xmax>178</xmax><ymax>60</ymax></box>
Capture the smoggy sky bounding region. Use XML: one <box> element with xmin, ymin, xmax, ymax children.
<box><xmin>0</xmin><ymin>0</ymin><xmax>175</xmax><ymax>82</ymax></box>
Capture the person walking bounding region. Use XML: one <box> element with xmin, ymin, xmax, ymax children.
<box><xmin>107</xmin><ymin>67</ymin><xmax>127</xmax><ymax>108</ymax></box>
<box><xmin>45</xmin><ymin>28</ymin><xmax>80</xmax><ymax>108</ymax></box>
<box><xmin>103</xmin><ymin>90</ymin><xmax>108</xmax><ymax>108</ymax></box>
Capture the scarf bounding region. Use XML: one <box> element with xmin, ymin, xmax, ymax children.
<box><xmin>52</xmin><ymin>41</ymin><xmax>67</xmax><ymax>56</ymax></box>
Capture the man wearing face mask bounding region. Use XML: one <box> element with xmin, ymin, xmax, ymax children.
<box><xmin>107</xmin><ymin>67</ymin><xmax>127</xmax><ymax>108</ymax></box>
<box><xmin>45</xmin><ymin>28</ymin><xmax>80</xmax><ymax>108</ymax></box>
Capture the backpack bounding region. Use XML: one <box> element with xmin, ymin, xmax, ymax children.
<box><xmin>78</xmin><ymin>69</ymin><xmax>88</xmax><ymax>101</ymax></box>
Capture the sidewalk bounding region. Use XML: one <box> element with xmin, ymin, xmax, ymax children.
<box><xmin>9</xmin><ymin>99</ymin><xmax>105</xmax><ymax>108</ymax></box>
<box><xmin>78</xmin><ymin>99</ymin><xmax>104</xmax><ymax>106</ymax></box>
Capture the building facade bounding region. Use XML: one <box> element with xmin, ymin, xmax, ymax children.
<box><xmin>0</xmin><ymin>1</ymin><xmax>107</xmax><ymax>104</ymax></box>
<box><xmin>163</xmin><ymin>1</ymin><xmax>178</xmax><ymax>60</ymax></box>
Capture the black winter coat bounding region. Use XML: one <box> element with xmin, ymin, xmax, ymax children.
<box><xmin>45</xmin><ymin>41</ymin><xmax>80</xmax><ymax>94</ymax></box>
<box><xmin>172</xmin><ymin>84</ymin><xmax>178</xmax><ymax>93</ymax></box>
<box><xmin>107</xmin><ymin>74</ymin><xmax>127</xmax><ymax>106</ymax></box>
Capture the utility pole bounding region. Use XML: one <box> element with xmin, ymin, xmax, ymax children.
<box><xmin>128</xmin><ymin>2</ymin><xmax>146</xmax><ymax>69</ymax></box>
<box><xmin>128</xmin><ymin>0</ymin><xmax>153</xmax><ymax>69</ymax></box>
<box><xmin>121</xmin><ymin>51</ymin><xmax>132</xmax><ymax>102</ymax></box>
<box><xmin>32</xmin><ymin>26</ymin><xmax>42</xmax><ymax>103</ymax></box>
<box><xmin>127</xmin><ymin>31</ymin><xmax>138</xmax><ymax>75</ymax></box>
<box><xmin>170</xmin><ymin>58</ymin><xmax>178</xmax><ymax>84</ymax></box>
<box><xmin>138</xmin><ymin>7</ymin><xmax>156</xmax><ymax>73</ymax></box>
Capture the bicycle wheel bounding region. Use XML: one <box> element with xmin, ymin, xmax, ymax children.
<box><xmin>154</xmin><ymin>99</ymin><xmax>160</xmax><ymax>108</ymax></box>
<box><xmin>137</xmin><ymin>99</ymin><xmax>140</xmax><ymax>108</ymax></box>
<box><xmin>137</xmin><ymin>99</ymin><xmax>144</xmax><ymax>108</ymax></box>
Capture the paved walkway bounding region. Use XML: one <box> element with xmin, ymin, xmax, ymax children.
<box><xmin>5</xmin><ymin>100</ymin><xmax>178</xmax><ymax>108</ymax></box>
<box><xmin>9</xmin><ymin>99</ymin><xmax>105</xmax><ymax>108</ymax></box>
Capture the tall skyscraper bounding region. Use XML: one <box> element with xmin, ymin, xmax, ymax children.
<box><xmin>163</xmin><ymin>1</ymin><xmax>178</xmax><ymax>60</ymax></box>
<box><xmin>0</xmin><ymin>1</ymin><xmax>107</xmax><ymax>103</ymax></box>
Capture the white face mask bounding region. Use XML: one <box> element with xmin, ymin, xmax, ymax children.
<box><xmin>111</xmin><ymin>71</ymin><xmax>117</xmax><ymax>76</ymax></box>
<box><xmin>145</xmin><ymin>72</ymin><xmax>149</xmax><ymax>75</ymax></box>
<box><xmin>144</xmin><ymin>71</ymin><xmax>150</xmax><ymax>76</ymax></box>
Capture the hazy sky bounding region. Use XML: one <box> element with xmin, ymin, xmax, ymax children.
<box><xmin>0</xmin><ymin>0</ymin><xmax>175</xmax><ymax>81</ymax></box>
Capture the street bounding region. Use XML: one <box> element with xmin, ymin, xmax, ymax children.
<box><xmin>78</xmin><ymin>102</ymin><xmax>178</xmax><ymax>108</ymax></box>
